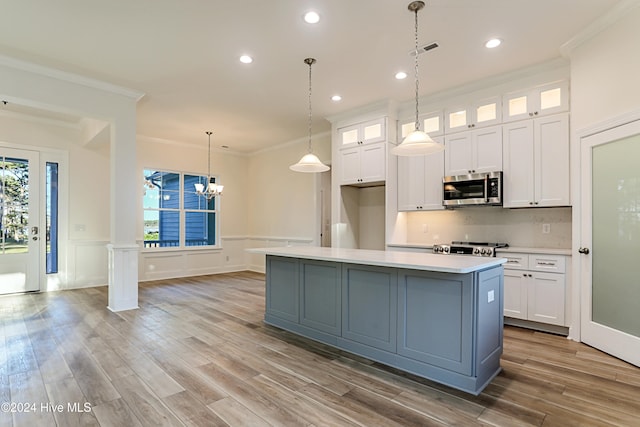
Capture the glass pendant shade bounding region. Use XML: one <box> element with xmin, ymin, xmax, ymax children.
<box><xmin>290</xmin><ymin>153</ymin><xmax>330</xmax><ymax>172</ymax></box>
<box><xmin>392</xmin><ymin>129</ymin><xmax>443</xmax><ymax>156</ymax></box>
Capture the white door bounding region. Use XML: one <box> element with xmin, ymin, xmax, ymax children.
<box><xmin>580</xmin><ymin>119</ymin><xmax>640</xmax><ymax>366</ymax></box>
<box><xmin>0</xmin><ymin>148</ymin><xmax>40</xmax><ymax>294</ymax></box>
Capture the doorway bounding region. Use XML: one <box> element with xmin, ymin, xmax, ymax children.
<box><xmin>0</xmin><ymin>147</ymin><xmax>40</xmax><ymax>294</ymax></box>
<box><xmin>579</xmin><ymin>118</ymin><xmax>640</xmax><ymax>367</ymax></box>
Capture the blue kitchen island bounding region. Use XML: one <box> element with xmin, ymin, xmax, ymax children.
<box><xmin>248</xmin><ymin>246</ymin><xmax>506</xmax><ymax>395</ymax></box>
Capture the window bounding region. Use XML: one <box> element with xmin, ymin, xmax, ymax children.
<box><xmin>46</xmin><ymin>162</ymin><xmax>59</xmax><ymax>273</ymax></box>
<box><xmin>143</xmin><ymin>169</ymin><xmax>220</xmax><ymax>249</ymax></box>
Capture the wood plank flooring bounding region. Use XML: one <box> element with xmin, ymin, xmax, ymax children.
<box><xmin>1</xmin><ymin>271</ymin><xmax>639</xmax><ymax>426</ymax></box>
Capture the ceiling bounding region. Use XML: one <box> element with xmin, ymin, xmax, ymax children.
<box><xmin>0</xmin><ymin>0</ymin><xmax>621</xmax><ymax>153</ymax></box>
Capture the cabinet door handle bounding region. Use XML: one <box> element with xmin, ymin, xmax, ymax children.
<box><xmin>578</xmin><ymin>247</ymin><xmax>590</xmax><ymax>254</ymax></box>
<box><xmin>536</xmin><ymin>261</ymin><xmax>556</xmax><ymax>266</ymax></box>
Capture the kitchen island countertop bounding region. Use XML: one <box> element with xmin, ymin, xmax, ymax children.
<box><xmin>247</xmin><ymin>246</ymin><xmax>506</xmax><ymax>274</ymax></box>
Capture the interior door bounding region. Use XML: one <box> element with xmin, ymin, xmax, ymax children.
<box><xmin>0</xmin><ymin>147</ymin><xmax>40</xmax><ymax>294</ymax></box>
<box><xmin>580</xmin><ymin>119</ymin><xmax>640</xmax><ymax>367</ymax></box>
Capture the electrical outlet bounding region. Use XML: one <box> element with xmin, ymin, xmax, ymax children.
<box><xmin>542</xmin><ymin>224</ymin><xmax>551</xmax><ymax>234</ymax></box>
<box><xmin>422</xmin><ymin>224</ymin><xmax>428</xmax><ymax>233</ymax></box>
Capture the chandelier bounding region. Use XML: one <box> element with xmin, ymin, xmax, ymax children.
<box><xmin>194</xmin><ymin>131</ymin><xmax>224</xmax><ymax>199</ymax></box>
<box><xmin>391</xmin><ymin>1</ymin><xmax>444</xmax><ymax>156</ymax></box>
<box><xmin>290</xmin><ymin>58</ymin><xmax>330</xmax><ymax>173</ymax></box>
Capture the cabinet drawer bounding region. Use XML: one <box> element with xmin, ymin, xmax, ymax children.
<box><xmin>529</xmin><ymin>255</ymin><xmax>565</xmax><ymax>273</ymax></box>
<box><xmin>502</xmin><ymin>253</ymin><xmax>529</xmax><ymax>270</ymax></box>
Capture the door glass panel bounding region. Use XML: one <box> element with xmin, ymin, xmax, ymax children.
<box><xmin>423</xmin><ymin>116</ymin><xmax>440</xmax><ymax>133</ymax></box>
<box><xmin>363</xmin><ymin>123</ymin><xmax>382</xmax><ymax>140</ymax></box>
<box><xmin>46</xmin><ymin>162</ymin><xmax>59</xmax><ymax>274</ymax></box>
<box><xmin>592</xmin><ymin>134</ymin><xmax>640</xmax><ymax>338</ymax></box>
<box><xmin>540</xmin><ymin>88</ymin><xmax>561</xmax><ymax>110</ymax></box>
<box><xmin>449</xmin><ymin>110</ymin><xmax>467</xmax><ymax>128</ymax></box>
<box><xmin>341</xmin><ymin>128</ymin><xmax>358</xmax><ymax>145</ymax></box>
<box><xmin>508</xmin><ymin>96</ymin><xmax>528</xmax><ymax>116</ymax></box>
<box><xmin>0</xmin><ymin>157</ymin><xmax>29</xmax><ymax>255</ymax></box>
<box><xmin>476</xmin><ymin>103</ymin><xmax>496</xmax><ymax>123</ymax></box>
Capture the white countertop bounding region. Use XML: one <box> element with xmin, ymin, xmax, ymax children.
<box><xmin>247</xmin><ymin>246</ymin><xmax>506</xmax><ymax>274</ymax></box>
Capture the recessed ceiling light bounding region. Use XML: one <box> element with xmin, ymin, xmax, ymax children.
<box><xmin>485</xmin><ymin>38</ymin><xmax>502</xmax><ymax>49</ymax></box>
<box><xmin>395</xmin><ymin>71</ymin><xmax>408</xmax><ymax>80</ymax></box>
<box><xmin>239</xmin><ymin>55</ymin><xmax>253</xmax><ymax>64</ymax></box>
<box><xmin>304</xmin><ymin>11</ymin><xmax>320</xmax><ymax>24</ymax></box>
<box><xmin>331</xmin><ymin>95</ymin><xmax>342</xmax><ymax>102</ymax></box>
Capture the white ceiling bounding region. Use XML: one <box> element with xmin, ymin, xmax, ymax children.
<box><xmin>0</xmin><ymin>0</ymin><xmax>621</xmax><ymax>153</ymax></box>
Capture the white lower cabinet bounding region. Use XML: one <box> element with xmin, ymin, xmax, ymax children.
<box><xmin>502</xmin><ymin>252</ymin><xmax>566</xmax><ymax>326</ymax></box>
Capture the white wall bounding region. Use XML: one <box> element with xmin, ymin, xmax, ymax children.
<box><xmin>569</xmin><ymin>5</ymin><xmax>640</xmax><ymax>132</ymax></box>
<box><xmin>247</xmin><ymin>134</ymin><xmax>330</xmax><ymax>241</ymax></box>
<box><xmin>244</xmin><ymin>134</ymin><xmax>331</xmax><ymax>272</ymax></box>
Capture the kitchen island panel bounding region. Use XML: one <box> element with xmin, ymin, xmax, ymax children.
<box><xmin>266</xmin><ymin>256</ymin><xmax>299</xmax><ymax>323</ymax></box>
<box><xmin>342</xmin><ymin>264</ymin><xmax>397</xmax><ymax>352</ymax></box>
<box><xmin>477</xmin><ymin>267</ymin><xmax>504</xmax><ymax>371</ymax></box>
<box><xmin>398</xmin><ymin>270</ymin><xmax>473</xmax><ymax>375</ymax></box>
<box><xmin>300</xmin><ymin>260</ymin><xmax>341</xmax><ymax>336</ymax></box>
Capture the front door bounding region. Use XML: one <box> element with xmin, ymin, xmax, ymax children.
<box><xmin>580</xmin><ymin>118</ymin><xmax>640</xmax><ymax>366</ymax></box>
<box><xmin>0</xmin><ymin>147</ymin><xmax>40</xmax><ymax>294</ymax></box>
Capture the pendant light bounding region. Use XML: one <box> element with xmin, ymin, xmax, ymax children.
<box><xmin>391</xmin><ymin>1</ymin><xmax>444</xmax><ymax>156</ymax></box>
<box><xmin>290</xmin><ymin>58</ymin><xmax>330</xmax><ymax>173</ymax></box>
<box><xmin>194</xmin><ymin>131</ymin><xmax>224</xmax><ymax>199</ymax></box>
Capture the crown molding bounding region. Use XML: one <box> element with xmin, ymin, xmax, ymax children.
<box><xmin>0</xmin><ymin>54</ymin><xmax>145</xmax><ymax>101</ymax></box>
<box><xmin>250</xmin><ymin>130</ymin><xmax>332</xmax><ymax>156</ymax></box>
<box><xmin>0</xmin><ymin>108</ymin><xmax>82</xmax><ymax>130</ymax></box>
<box><xmin>560</xmin><ymin>0</ymin><xmax>640</xmax><ymax>57</ymax></box>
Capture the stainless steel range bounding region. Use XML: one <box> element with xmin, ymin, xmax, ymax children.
<box><xmin>432</xmin><ymin>241</ymin><xmax>508</xmax><ymax>257</ymax></box>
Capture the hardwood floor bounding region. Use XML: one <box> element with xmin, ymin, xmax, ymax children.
<box><xmin>1</xmin><ymin>271</ymin><xmax>639</xmax><ymax>426</ymax></box>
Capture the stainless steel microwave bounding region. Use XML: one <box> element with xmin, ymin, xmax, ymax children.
<box><xmin>442</xmin><ymin>171</ymin><xmax>503</xmax><ymax>207</ymax></box>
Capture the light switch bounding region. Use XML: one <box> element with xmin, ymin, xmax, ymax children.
<box><xmin>488</xmin><ymin>290</ymin><xmax>495</xmax><ymax>303</ymax></box>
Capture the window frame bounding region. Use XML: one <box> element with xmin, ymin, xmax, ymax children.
<box><xmin>142</xmin><ymin>167</ymin><xmax>222</xmax><ymax>251</ymax></box>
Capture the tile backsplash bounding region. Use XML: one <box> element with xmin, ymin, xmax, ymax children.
<box><xmin>406</xmin><ymin>207</ymin><xmax>572</xmax><ymax>248</ymax></box>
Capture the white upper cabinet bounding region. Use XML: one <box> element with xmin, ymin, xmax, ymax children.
<box><xmin>444</xmin><ymin>125</ymin><xmax>502</xmax><ymax>176</ymax></box>
<box><xmin>502</xmin><ymin>81</ymin><xmax>569</xmax><ymax>123</ymax></box>
<box><xmin>338</xmin><ymin>117</ymin><xmax>386</xmax><ymax>148</ymax></box>
<box><xmin>339</xmin><ymin>141</ymin><xmax>386</xmax><ymax>185</ymax></box>
<box><xmin>445</xmin><ymin>96</ymin><xmax>501</xmax><ymax>133</ymax></box>
<box><xmin>502</xmin><ymin>113</ymin><xmax>570</xmax><ymax>207</ymax></box>
<box><xmin>397</xmin><ymin>137</ymin><xmax>445</xmax><ymax>211</ymax></box>
<box><xmin>398</xmin><ymin>111</ymin><xmax>444</xmax><ymax>139</ymax></box>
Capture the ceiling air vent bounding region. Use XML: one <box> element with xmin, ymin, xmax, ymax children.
<box><xmin>409</xmin><ymin>41</ymin><xmax>439</xmax><ymax>56</ymax></box>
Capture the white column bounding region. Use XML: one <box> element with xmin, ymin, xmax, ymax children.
<box><xmin>107</xmin><ymin>111</ymin><xmax>139</xmax><ymax>311</ymax></box>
